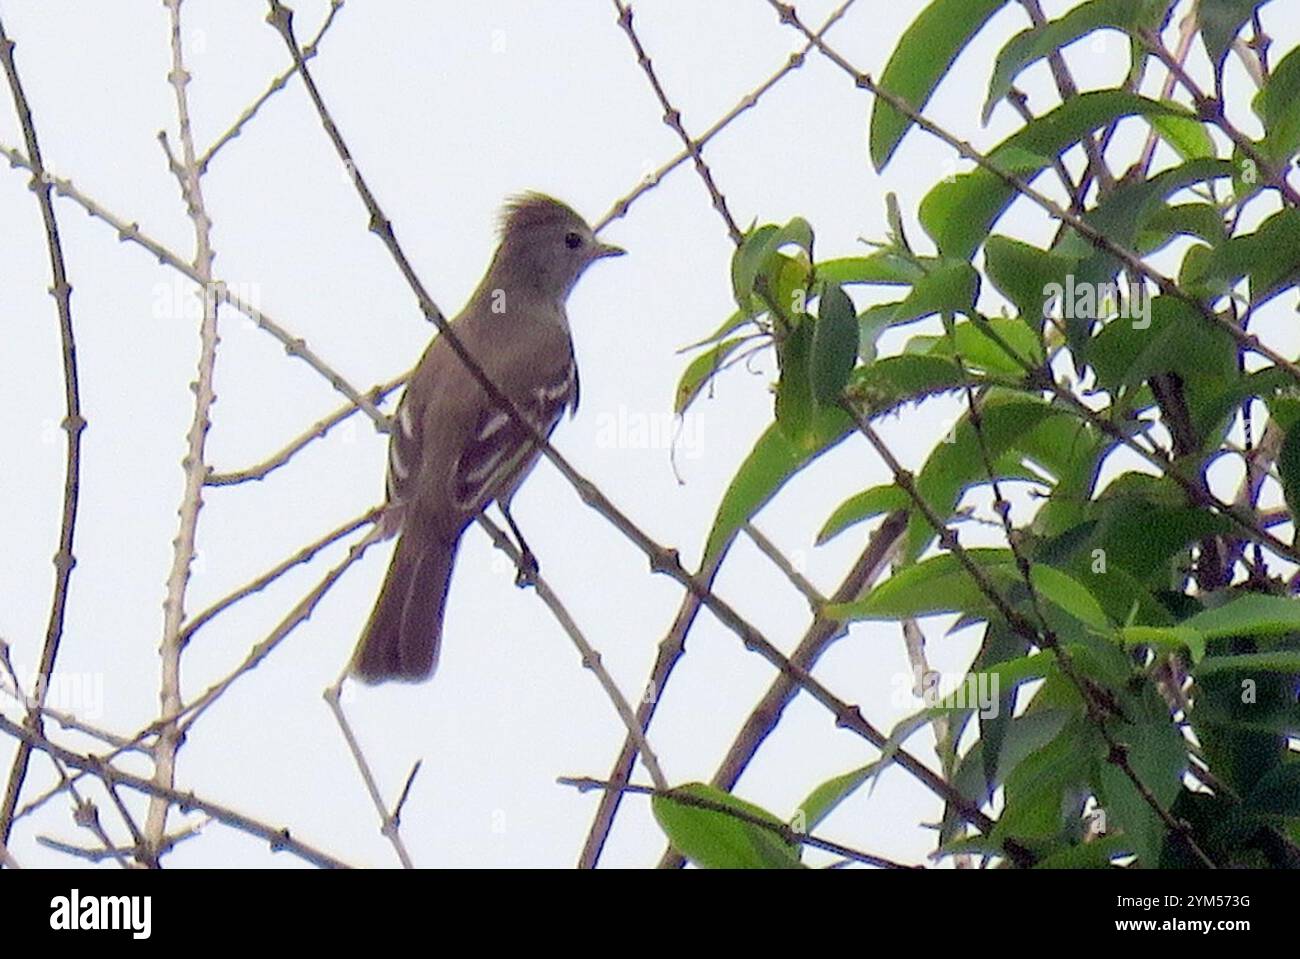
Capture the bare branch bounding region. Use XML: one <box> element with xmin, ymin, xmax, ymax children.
<box><xmin>0</xmin><ymin>141</ymin><xmax>388</xmax><ymax>427</ymax></box>
<box><xmin>180</xmin><ymin>508</ymin><xmax>381</xmax><ymax>646</ymax></box>
<box><xmin>199</xmin><ymin>0</ymin><xmax>345</xmax><ymax>172</ymax></box>
<box><xmin>476</xmin><ymin>515</ymin><xmax>669</xmax><ymax>791</ymax></box>
<box><xmin>0</xmin><ymin>715</ymin><xmax>348</xmax><ymax>868</ymax></box>
<box><xmin>323</xmin><ymin>682</ymin><xmax>415</xmax><ymax>868</ymax></box>
<box><xmin>146</xmin><ymin>0</ymin><xmax>220</xmax><ymax>859</ymax></box>
<box><xmin>207</xmin><ymin>374</ymin><xmax>407</xmax><ymax>486</ymax></box>
<box><xmin>610</xmin><ymin>0</ymin><xmax>743</xmax><ymax>244</ymax></box>
<box><xmin>0</xmin><ymin>12</ymin><xmax>86</xmax><ymax>846</ymax></box>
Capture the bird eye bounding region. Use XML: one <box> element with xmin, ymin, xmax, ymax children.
<box><xmin>564</xmin><ymin>231</ymin><xmax>583</xmax><ymax>250</ymax></box>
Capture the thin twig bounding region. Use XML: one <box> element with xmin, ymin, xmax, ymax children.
<box><xmin>7</xmin><ymin>516</ymin><xmax>380</xmax><ymax>828</ymax></box>
<box><xmin>198</xmin><ymin>0</ymin><xmax>345</xmax><ymax>172</ymax></box>
<box><xmin>146</xmin><ymin>0</ymin><xmax>219</xmax><ymax>859</ymax></box>
<box><xmin>1018</xmin><ymin>0</ymin><xmax>1114</xmax><ymax>196</ymax></box>
<box><xmin>180</xmin><ymin>508</ymin><xmax>380</xmax><ymax>645</ymax></box>
<box><xmin>610</xmin><ymin>0</ymin><xmax>743</xmax><ymax>244</ymax></box>
<box><xmin>0</xmin><ymin>13</ymin><xmax>86</xmax><ymax>847</ymax></box>
<box><xmin>207</xmin><ymin>374</ymin><xmax>406</xmax><ymax>486</ymax></box>
<box><xmin>476</xmin><ymin>515</ymin><xmax>669</xmax><ymax>791</ymax></box>
<box><xmin>0</xmin><ymin>714</ymin><xmax>347</xmax><ymax>868</ymax></box>
<box><xmin>323</xmin><ymin>682</ymin><xmax>415</xmax><ymax>868</ymax></box>
<box><xmin>1138</xmin><ymin>26</ymin><xmax>1300</xmax><ymax>206</ymax></box>
<box><xmin>561</xmin><ymin>776</ymin><xmax>915</xmax><ymax>869</ymax></box>
<box><xmin>743</xmin><ymin>522</ymin><xmax>825</xmax><ymax>611</ymax></box>
<box><xmin>0</xmin><ymin>140</ymin><xmax>388</xmax><ymax>427</ymax></box>
<box><xmin>593</xmin><ymin>0</ymin><xmax>857</xmax><ymax>233</ymax></box>
<box><xmin>37</xmin><ymin>819</ymin><xmax>203</xmax><ymax>864</ymax></box>
<box><xmin>176</xmin><ymin>520</ymin><xmax>383</xmax><ymax>737</ymax></box>
<box><xmin>0</xmin><ymin>680</ymin><xmax>135</xmax><ymax>751</ymax></box>
<box><xmin>658</xmin><ymin>512</ymin><xmax>907</xmax><ymax>868</ymax></box>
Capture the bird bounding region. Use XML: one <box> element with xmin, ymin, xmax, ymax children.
<box><xmin>351</xmin><ymin>193</ymin><xmax>625</xmax><ymax>683</ymax></box>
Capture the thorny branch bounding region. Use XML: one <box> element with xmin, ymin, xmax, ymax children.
<box><xmin>0</xmin><ymin>13</ymin><xmax>86</xmax><ymax>847</ymax></box>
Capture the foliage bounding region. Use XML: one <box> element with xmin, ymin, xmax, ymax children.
<box><xmin>662</xmin><ymin>0</ymin><xmax>1300</xmax><ymax>869</ymax></box>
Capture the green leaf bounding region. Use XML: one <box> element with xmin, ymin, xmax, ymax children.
<box><xmin>1230</xmin><ymin>141</ymin><xmax>1266</xmax><ymax>203</ymax></box>
<box><xmin>1067</xmin><ymin>478</ymin><xmax>1234</xmax><ymax>591</ymax></box>
<box><xmin>1180</xmin><ymin>593</ymin><xmax>1300</xmax><ymax>642</ymax></box>
<box><xmin>846</xmin><ymin>353</ymin><xmax>970</xmax><ymax>413</ymax></box>
<box><xmin>1196</xmin><ymin>650</ymin><xmax>1300</xmax><ymax>677</ymax></box>
<box><xmin>970</xmin><ymin>647</ymin><xmax>1058</xmax><ymax>692</ymax></box>
<box><xmin>1149</xmin><ymin>107</ymin><xmax>1217</xmax><ymax>161</ymax></box>
<box><xmin>1031</xmin><ymin>564</ymin><xmax>1110</xmax><ymax>631</ymax></box>
<box><xmin>809</xmin><ymin>284</ymin><xmax>859</xmax><ymax>404</ymax></box>
<box><xmin>732</xmin><ymin>219</ymin><xmax>814</xmax><ymax>307</ymax></box>
<box><xmin>1245</xmin><ymin>762</ymin><xmax>1300</xmax><ymax>816</ymax></box>
<box><xmin>678</xmin><ymin>308</ymin><xmax>752</xmax><ymax>353</ymax></box>
<box><xmin>830</xmin><ymin>548</ymin><xmax>1014</xmax><ymax>621</ymax></box>
<box><xmin>921</xmin><ymin>92</ymin><xmax>1185</xmax><ymax>259</ymax></box>
<box><xmin>1266</xmin><ymin>388</ymin><xmax>1300</xmax><ymax>433</ymax></box>
<box><xmin>815</xmin><ymin>253</ymin><xmax>924</xmax><ymax>287</ymax></box>
<box><xmin>982</xmin><ymin>0</ymin><xmax>1144</xmax><ymax>124</ymax></box>
<box><xmin>995</xmin><ymin>716</ymin><xmax>1097</xmax><ymax>841</ymax></box>
<box><xmin>1118</xmin><ymin>625</ymin><xmax>1205</xmax><ymax>661</ymax></box>
<box><xmin>1057</xmin><ymin>158</ymin><xmax>1232</xmax><ymax>263</ymax></box>
<box><xmin>1278</xmin><ymin>420</ymin><xmax>1300</xmax><ymax>517</ymax></box>
<box><xmin>905</xmin><ymin>397</ymin><xmax>1074</xmax><ymax>559</ymax></box>
<box><xmin>970</xmin><ymin>624</ymin><xmax>1027</xmax><ymax>801</ymax></box>
<box><xmin>733</xmin><ymin>224</ymin><xmax>779</xmax><ymax>306</ymax></box>
<box><xmin>983</xmin><ymin>235</ymin><xmax>1079</xmax><ymax>327</ymax></box>
<box><xmin>674</xmin><ymin>337</ymin><xmax>747</xmax><ymax>415</ymax></box>
<box><xmin>702</xmin><ymin>414</ymin><xmax>850</xmax><ymax>564</ymax></box>
<box><xmin>857</xmin><ymin>302</ymin><xmax>900</xmax><ymax>364</ymax></box>
<box><xmin>906</xmin><ymin>315</ymin><xmax>1043</xmax><ymax>374</ymax></box>
<box><xmin>796</xmin><ymin>759</ymin><xmax>889</xmax><ymax>835</ymax></box>
<box><xmin>890</xmin><ymin>260</ymin><xmax>981</xmax><ymax>326</ymax></box>
<box><xmin>1088</xmin><ymin>295</ymin><xmax>1236</xmax><ymax>399</ymax></box>
<box><xmin>870</xmin><ymin>0</ymin><xmax>1011</xmax><ymax>170</ymax></box>
<box><xmin>775</xmin><ymin>321</ymin><xmax>815</xmax><ymax>444</ymax></box>
<box><xmin>1123</xmin><ymin>595</ymin><xmax>1300</xmax><ymax>665</ymax></box>
<box><xmin>1255</xmin><ymin>43</ymin><xmax>1300</xmax><ymax>163</ymax></box>
<box><xmin>833</xmin><ymin>549</ymin><xmax>1109</xmax><ymax>634</ymax></box>
<box><xmin>1199</xmin><ymin>0</ymin><xmax>1270</xmax><ymax>84</ymax></box>
<box><xmin>816</xmin><ymin>484</ymin><xmax>910</xmax><ymax>545</ymax></box>
<box><xmin>950</xmin><ymin>708</ymin><xmax>1073</xmax><ymax>810</ymax></box>
<box><xmin>652</xmin><ymin>783</ymin><xmax>802</xmax><ymax>869</ymax></box>
<box><xmin>1097</xmin><ymin>682</ymin><xmax>1187</xmax><ymax>865</ymax></box>
<box><xmin>1138</xmin><ymin>202</ymin><xmax>1228</xmax><ymax>251</ymax></box>
<box><xmin>1185</xmin><ymin>206</ymin><xmax>1300</xmax><ymax>306</ymax></box>
<box><xmin>1033</xmin><ymin>834</ymin><xmax>1130</xmax><ymax>868</ymax></box>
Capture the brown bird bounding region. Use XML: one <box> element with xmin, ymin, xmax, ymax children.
<box><xmin>351</xmin><ymin>194</ymin><xmax>624</xmax><ymax>683</ymax></box>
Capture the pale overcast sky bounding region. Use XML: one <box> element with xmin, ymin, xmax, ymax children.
<box><xmin>1</xmin><ymin>1</ymin><xmax>1295</xmax><ymax>867</ymax></box>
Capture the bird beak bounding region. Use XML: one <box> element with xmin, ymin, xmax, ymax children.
<box><xmin>592</xmin><ymin>241</ymin><xmax>626</xmax><ymax>259</ymax></box>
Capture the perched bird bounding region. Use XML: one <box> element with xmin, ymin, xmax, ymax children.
<box><xmin>351</xmin><ymin>194</ymin><xmax>624</xmax><ymax>683</ymax></box>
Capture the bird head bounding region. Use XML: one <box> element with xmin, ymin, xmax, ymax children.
<box><xmin>493</xmin><ymin>192</ymin><xmax>625</xmax><ymax>299</ymax></box>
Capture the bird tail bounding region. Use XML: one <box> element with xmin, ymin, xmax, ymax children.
<box><xmin>351</xmin><ymin>526</ymin><xmax>458</xmax><ymax>683</ymax></box>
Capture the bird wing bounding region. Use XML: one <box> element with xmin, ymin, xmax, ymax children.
<box><xmin>384</xmin><ymin>386</ymin><xmax>423</xmax><ymax>509</ymax></box>
<box><xmin>449</xmin><ymin>356</ymin><xmax>577</xmax><ymax>513</ymax></box>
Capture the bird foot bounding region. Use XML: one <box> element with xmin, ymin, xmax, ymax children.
<box><xmin>514</xmin><ymin>550</ymin><xmax>539</xmax><ymax>588</ymax></box>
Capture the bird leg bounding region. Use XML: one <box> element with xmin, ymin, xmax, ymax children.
<box><xmin>499</xmin><ymin>503</ymin><xmax>539</xmax><ymax>587</ymax></box>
